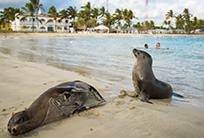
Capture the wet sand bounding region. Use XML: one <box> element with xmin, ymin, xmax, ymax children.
<box><xmin>0</xmin><ymin>32</ymin><xmax>204</xmax><ymax>39</ymax></box>
<box><xmin>0</xmin><ymin>35</ymin><xmax>204</xmax><ymax>138</ymax></box>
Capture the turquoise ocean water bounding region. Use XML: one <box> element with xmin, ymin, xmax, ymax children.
<box><xmin>0</xmin><ymin>36</ymin><xmax>203</xmax><ymax>106</ymax></box>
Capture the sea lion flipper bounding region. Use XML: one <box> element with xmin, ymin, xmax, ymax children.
<box><xmin>138</xmin><ymin>92</ymin><xmax>151</xmax><ymax>103</ymax></box>
<box><xmin>172</xmin><ymin>92</ymin><xmax>184</xmax><ymax>98</ymax></box>
<box><xmin>82</xmin><ymin>86</ymin><xmax>106</xmax><ymax>109</ymax></box>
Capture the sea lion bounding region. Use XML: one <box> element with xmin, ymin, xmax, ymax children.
<box><xmin>7</xmin><ymin>80</ymin><xmax>105</xmax><ymax>136</ymax></box>
<box><xmin>132</xmin><ymin>49</ymin><xmax>173</xmax><ymax>102</ymax></box>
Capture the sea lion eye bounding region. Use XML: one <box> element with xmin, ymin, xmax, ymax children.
<box><xmin>143</xmin><ymin>56</ymin><xmax>145</xmax><ymax>59</ymax></box>
<box><xmin>16</xmin><ymin>117</ymin><xmax>24</xmax><ymax>124</ymax></box>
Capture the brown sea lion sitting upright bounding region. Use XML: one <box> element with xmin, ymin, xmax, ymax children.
<box><xmin>7</xmin><ymin>80</ymin><xmax>105</xmax><ymax>136</ymax></box>
<box><xmin>132</xmin><ymin>49</ymin><xmax>173</xmax><ymax>102</ymax></box>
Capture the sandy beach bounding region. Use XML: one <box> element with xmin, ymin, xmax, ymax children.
<box><xmin>0</xmin><ymin>33</ymin><xmax>204</xmax><ymax>138</ymax></box>
<box><xmin>0</xmin><ymin>32</ymin><xmax>204</xmax><ymax>39</ymax></box>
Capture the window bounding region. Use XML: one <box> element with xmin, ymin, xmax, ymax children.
<box><xmin>21</xmin><ymin>18</ymin><xmax>27</xmax><ymax>22</ymax></box>
<box><xmin>23</xmin><ymin>26</ymin><xmax>28</xmax><ymax>29</ymax></box>
<box><xmin>40</xmin><ymin>26</ymin><xmax>46</xmax><ymax>29</ymax></box>
<box><xmin>40</xmin><ymin>18</ymin><xmax>45</xmax><ymax>22</ymax></box>
<box><xmin>29</xmin><ymin>18</ymin><xmax>32</xmax><ymax>22</ymax></box>
<box><xmin>31</xmin><ymin>26</ymin><xmax>37</xmax><ymax>29</ymax></box>
<box><xmin>29</xmin><ymin>18</ymin><xmax>36</xmax><ymax>22</ymax></box>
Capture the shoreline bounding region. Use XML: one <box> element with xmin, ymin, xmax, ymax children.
<box><xmin>0</xmin><ymin>32</ymin><xmax>204</xmax><ymax>38</ymax></box>
<box><xmin>1</xmin><ymin>37</ymin><xmax>204</xmax><ymax>137</ymax></box>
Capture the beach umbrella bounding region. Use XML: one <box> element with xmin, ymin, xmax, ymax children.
<box><xmin>94</xmin><ymin>25</ymin><xmax>109</xmax><ymax>30</ymax></box>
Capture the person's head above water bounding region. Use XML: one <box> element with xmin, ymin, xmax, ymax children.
<box><xmin>155</xmin><ymin>42</ymin><xmax>169</xmax><ymax>50</ymax></box>
<box><xmin>155</xmin><ymin>42</ymin><xmax>162</xmax><ymax>49</ymax></box>
<box><xmin>144</xmin><ymin>44</ymin><xmax>148</xmax><ymax>49</ymax></box>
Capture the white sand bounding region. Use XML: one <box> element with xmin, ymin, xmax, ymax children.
<box><xmin>0</xmin><ymin>34</ymin><xmax>204</xmax><ymax>138</ymax></box>
<box><xmin>0</xmin><ymin>32</ymin><xmax>204</xmax><ymax>39</ymax></box>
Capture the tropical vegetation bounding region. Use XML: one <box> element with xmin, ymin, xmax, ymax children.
<box><xmin>21</xmin><ymin>0</ymin><xmax>45</xmax><ymax>31</ymax></box>
<box><xmin>0</xmin><ymin>7</ymin><xmax>21</xmax><ymax>30</ymax></box>
<box><xmin>0</xmin><ymin>1</ymin><xmax>204</xmax><ymax>33</ymax></box>
<box><xmin>46</xmin><ymin>6</ymin><xmax>60</xmax><ymax>31</ymax></box>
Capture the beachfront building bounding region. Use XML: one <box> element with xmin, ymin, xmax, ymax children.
<box><xmin>11</xmin><ymin>14</ymin><xmax>74</xmax><ymax>32</ymax></box>
<box><xmin>121</xmin><ymin>28</ymin><xmax>139</xmax><ymax>34</ymax></box>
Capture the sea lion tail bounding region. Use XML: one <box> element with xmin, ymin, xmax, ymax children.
<box><xmin>172</xmin><ymin>93</ymin><xmax>184</xmax><ymax>98</ymax></box>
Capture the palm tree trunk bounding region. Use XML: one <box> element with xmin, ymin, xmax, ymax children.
<box><xmin>73</xmin><ymin>18</ymin><xmax>75</xmax><ymax>33</ymax></box>
<box><xmin>36</xmin><ymin>8</ymin><xmax>39</xmax><ymax>32</ymax></box>
<box><xmin>171</xmin><ymin>18</ymin><xmax>173</xmax><ymax>29</ymax></box>
<box><xmin>15</xmin><ymin>20</ymin><xmax>16</xmax><ymax>31</ymax></box>
<box><xmin>55</xmin><ymin>19</ymin><xmax>57</xmax><ymax>32</ymax></box>
<box><xmin>32</xmin><ymin>15</ymin><xmax>34</xmax><ymax>32</ymax></box>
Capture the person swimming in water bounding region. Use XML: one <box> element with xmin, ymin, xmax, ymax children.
<box><xmin>155</xmin><ymin>42</ymin><xmax>162</xmax><ymax>49</ymax></box>
<box><xmin>155</xmin><ymin>42</ymin><xmax>169</xmax><ymax>49</ymax></box>
<box><xmin>144</xmin><ymin>44</ymin><xmax>148</xmax><ymax>49</ymax></box>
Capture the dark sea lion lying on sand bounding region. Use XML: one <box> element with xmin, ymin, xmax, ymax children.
<box><xmin>132</xmin><ymin>49</ymin><xmax>175</xmax><ymax>102</ymax></box>
<box><xmin>7</xmin><ymin>80</ymin><xmax>105</xmax><ymax>136</ymax></box>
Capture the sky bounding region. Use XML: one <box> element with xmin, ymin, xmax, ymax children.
<box><xmin>0</xmin><ymin>0</ymin><xmax>203</xmax><ymax>26</ymax></box>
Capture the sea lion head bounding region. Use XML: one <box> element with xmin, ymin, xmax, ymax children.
<box><xmin>133</xmin><ymin>48</ymin><xmax>152</xmax><ymax>65</ymax></box>
<box><xmin>7</xmin><ymin>110</ymin><xmax>29</xmax><ymax>136</ymax></box>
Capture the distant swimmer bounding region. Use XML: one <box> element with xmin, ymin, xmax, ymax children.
<box><xmin>155</xmin><ymin>42</ymin><xmax>162</xmax><ymax>49</ymax></box>
<box><xmin>144</xmin><ymin>44</ymin><xmax>148</xmax><ymax>49</ymax></box>
<box><xmin>155</xmin><ymin>42</ymin><xmax>169</xmax><ymax>49</ymax></box>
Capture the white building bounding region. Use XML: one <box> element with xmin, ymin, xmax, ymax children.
<box><xmin>11</xmin><ymin>14</ymin><xmax>74</xmax><ymax>32</ymax></box>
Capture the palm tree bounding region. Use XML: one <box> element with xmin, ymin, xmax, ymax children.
<box><xmin>67</xmin><ymin>6</ymin><xmax>77</xmax><ymax>32</ymax></box>
<box><xmin>149</xmin><ymin>20</ymin><xmax>155</xmax><ymax>29</ymax></box>
<box><xmin>163</xmin><ymin>20</ymin><xmax>168</xmax><ymax>28</ymax></box>
<box><xmin>143</xmin><ymin>21</ymin><xmax>150</xmax><ymax>31</ymax></box>
<box><xmin>30</xmin><ymin>0</ymin><xmax>45</xmax><ymax>14</ymax></box>
<box><xmin>21</xmin><ymin>2</ymin><xmax>36</xmax><ymax>31</ymax></box>
<box><xmin>77</xmin><ymin>11</ymin><xmax>86</xmax><ymax>31</ymax></box>
<box><xmin>60</xmin><ymin>9</ymin><xmax>69</xmax><ymax>19</ymax></box>
<box><xmin>133</xmin><ymin>22</ymin><xmax>142</xmax><ymax>33</ymax></box>
<box><xmin>92</xmin><ymin>8</ymin><xmax>99</xmax><ymax>20</ymax></box>
<box><xmin>191</xmin><ymin>16</ymin><xmax>198</xmax><ymax>33</ymax></box>
<box><xmin>126</xmin><ymin>9</ymin><xmax>137</xmax><ymax>28</ymax></box>
<box><xmin>80</xmin><ymin>1</ymin><xmax>92</xmax><ymax>29</ymax></box>
<box><xmin>92</xmin><ymin>8</ymin><xmax>100</xmax><ymax>27</ymax></box>
<box><xmin>102</xmin><ymin>12</ymin><xmax>114</xmax><ymax>31</ymax></box>
<box><xmin>30</xmin><ymin>0</ymin><xmax>45</xmax><ymax>31</ymax></box>
<box><xmin>99</xmin><ymin>6</ymin><xmax>105</xmax><ymax>19</ymax></box>
<box><xmin>76</xmin><ymin>10</ymin><xmax>91</xmax><ymax>32</ymax></box>
<box><xmin>182</xmin><ymin>8</ymin><xmax>192</xmax><ymax>33</ymax></box>
<box><xmin>113</xmin><ymin>8</ymin><xmax>122</xmax><ymax>29</ymax></box>
<box><xmin>127</xmin><ymin>10</ymin><xmax>135</xmax><ymax>20</ymax></box>
<box><xmin>122</xmin><ymin>8</ymin><xmax>128</xmax><ymax>26</ymax></box>
<box><xmin>197</xmin><ymin>19</ymin><xmax>204</xmax><ymax>29</ymax></box>
<box><xmin>176</xmin><ymin>14</ymin><xmax>184</xmax><ymax>29</ymax></box>
<box><xmin>124</xmin><ymin>19</ymin><xmax>132</xmax><ymax>28</ymax></box>
<box><xmin>165</xmin><ymin>10</ymin><xmax>175</xmax><ymax>29</ymax></box>
<box><xmin>0</xmin><ymin>7</ymin><xmax>21</xmax><ymax>30</ymax></box>
<box><xmin>0</xmin><ymin>7</ymin><xmax>21</xmax><ymax>22</ymax></box>
<box><xmin>47</xmin><ymin>6</ymin><xmax>60</xmax><ymax>32</ymax></box>
<box><xmin>59</xmin><ymin>9</ymin><xmax>69</xmax><ymax>32</ymax></box>
<box><xmin>89</xmin><ymin>18</ymin><xmax>97</xmax><ymax>28</ymax></box>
